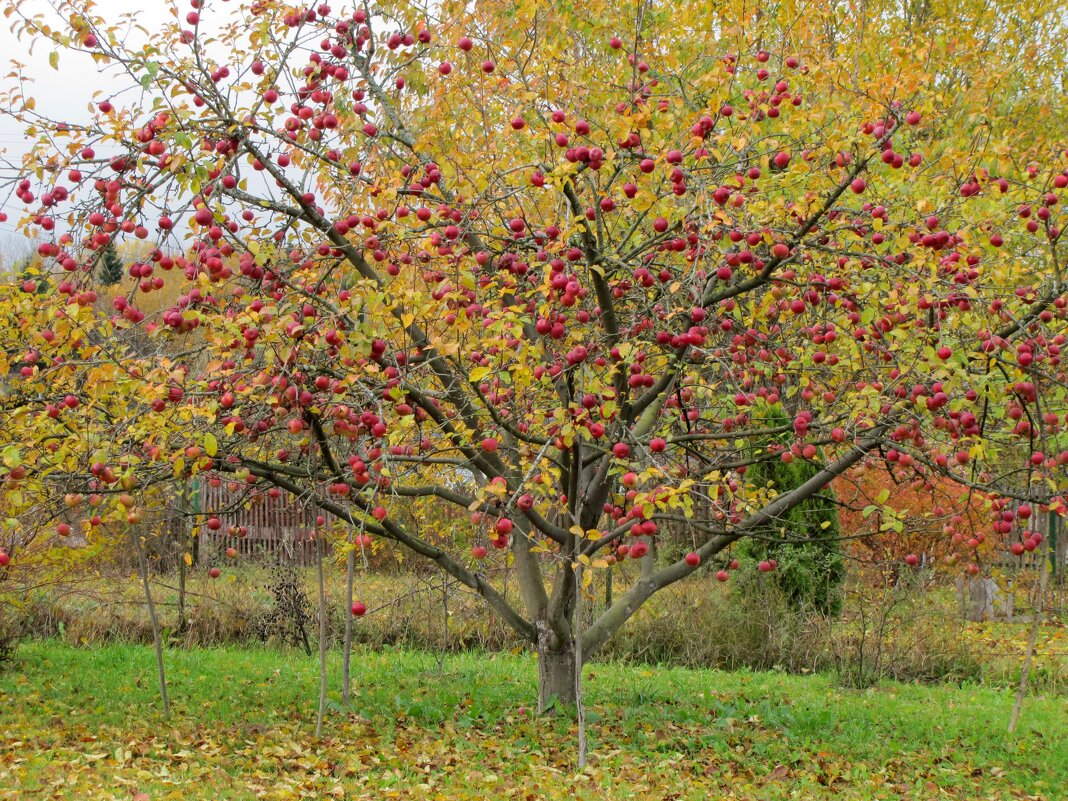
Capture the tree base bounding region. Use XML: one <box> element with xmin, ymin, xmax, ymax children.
<box><xmin>537</xmin><ymin>633</ymin><xmax>577</xmax><ymax>711</ymax></box>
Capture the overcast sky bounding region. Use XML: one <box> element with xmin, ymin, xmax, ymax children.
<box><xmin>0</xmin><ymin>1</ymin><xmax>219</xmax><ymax>254</ymax></box>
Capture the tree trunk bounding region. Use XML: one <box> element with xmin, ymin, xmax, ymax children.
<box><xmin>176</xmin><ymin>538</ymin><xmax>187</xmax><ymax>635</ymax></box>
<box><xmin>536</xmin><ymin>624</ymin><xmax>577</xmax><ymax>711</ymax></box>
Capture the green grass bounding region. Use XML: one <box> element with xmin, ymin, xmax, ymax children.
<box><xmin>0</xmin><ymin>641</ymin><xmax>1065</xmax><ymax>799</ymax></box>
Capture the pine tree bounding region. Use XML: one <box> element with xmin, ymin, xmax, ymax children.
<box><xmin>97</xmin><ymin>241</ymin><xmax>124</xmax><ymax>286</ymax></box>
<box><xmin>738</xmin><ymin>407</ymin><xmax>846</xmax><ymax>615</ymax></box>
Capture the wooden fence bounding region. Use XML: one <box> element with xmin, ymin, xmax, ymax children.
<box><xmin>192</xmin><ymin>481</ymin><xmax>341</xmax><ymax>566</ymax></box>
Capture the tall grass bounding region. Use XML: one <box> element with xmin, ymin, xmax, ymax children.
<box><xmin>6</xmin><ymin>564</ymin><xmax>1065</xmax><ymax>693</ymax></box>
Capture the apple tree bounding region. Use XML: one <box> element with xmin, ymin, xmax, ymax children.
<box><xmin>1</xmin><ymin>0</ymin><xmax>1067</xmax><ymax>707</ymax></box>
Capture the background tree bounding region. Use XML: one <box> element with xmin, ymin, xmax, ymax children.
<box><xmin>96</xmin><ymin>240</ymin><xmax>124</xmax><ymax>286</ymax></box>
<box><xmin>737</xmin><ymin>407</ymin><xmax>845</xmax><ymax>614</ymax></box>
<box><xmin>0</xmin><ymin>0</ymin><xmax>1065</xmax><ymax>711</ymax></box>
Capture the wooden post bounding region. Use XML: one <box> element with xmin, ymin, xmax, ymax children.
<box><xmin>1009</xmin><ymin>511</ymin><xmax>1052</xmax><ymax>733</ymax></box>
<box><xmin>314</xmin><ymin>527</ymin><xmax>329</xmax><ymax>738</ymax></box>
<box><xmin>342</xmin><ymin>540</ymin><xmax>355</xmax><ymax>704</ymax></box>
<box><xmin>136</xmin><ymin>529</ymin><xmax>169</xmax><ymax>717</ymax></box>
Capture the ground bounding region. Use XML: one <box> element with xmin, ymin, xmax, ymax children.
<box><xmin>0</xmin><ymin>642</ymin><xmax>1064</xmax><ymax>800</ymax></box>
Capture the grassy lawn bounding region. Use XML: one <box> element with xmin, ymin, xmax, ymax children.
<box><xmin>0</xmin><ymin>641</ymin><xmax>1064</xmax><ymax>799</ymax></box>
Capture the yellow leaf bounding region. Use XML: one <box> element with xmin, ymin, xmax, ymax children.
<box><xmin>204</xmin><ymin>432</ymin><xmax>218</xmax><ymax>457</ymax></box>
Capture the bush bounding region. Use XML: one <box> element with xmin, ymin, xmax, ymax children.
<box><xmin>255</xmin><ymin>564</ymin><xmax>314</xmax><ymax>654</ymax></box>
<box><xmin>830</xmin><ymin>584</ymin><xmax>986</xmax><ymax>689</ymax></box>
<box><xmin>597</xmin><ymin>577</ymin><xmax>830</xmax><ymax>673</ymax></box>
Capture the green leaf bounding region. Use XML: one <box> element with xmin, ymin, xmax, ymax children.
<box><xmin>1</xmin><ymin>446</ymin><xmax>20</xmax><ymax>469</ymax></box>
